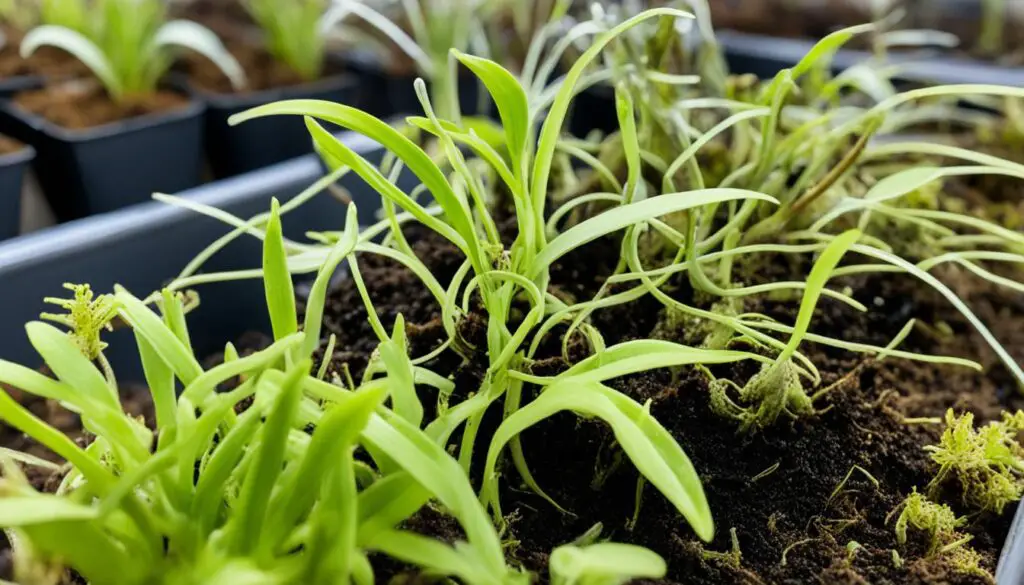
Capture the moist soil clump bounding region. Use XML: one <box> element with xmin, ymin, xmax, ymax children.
<box><xmin>13</xmin><ymin>81</ymin><xmax>190</xmax><ymax>129</ymax></box>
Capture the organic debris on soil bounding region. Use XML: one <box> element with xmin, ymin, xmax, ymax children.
<box><xmin>13</xmin><ymin>81</ymin><xmax>190</xmax><ymax>129</ymax></box>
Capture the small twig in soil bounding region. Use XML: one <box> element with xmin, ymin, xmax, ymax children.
<box><xmin>780</xmin><ymin>538</ymin><xmax>817</xmax><ymax>567</ymax></box>
<box><xmin>750</xmin><ymin>461</ymin><xmax>781</xmax><ymax>483</ymax></box>
<box><xmin>828</xmin><ymin>465</ymin><xmax>881</xmax><ymax>505</ymax></box>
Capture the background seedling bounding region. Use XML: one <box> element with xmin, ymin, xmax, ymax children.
<box><xmin>20</xmin><ymin>0</ymin><xmax>244</xmax><ymax>100</ymax></box>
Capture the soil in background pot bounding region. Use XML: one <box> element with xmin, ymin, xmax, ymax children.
<box><xmin>181</xmin><ymin>37</ymin><xmax>342</xmax><ymax>94</ymax></box>
<box><xmin>12</xmin><ymin>81</ymin><xmax>190</xmax><ymax>129</ymax></box>
<box><xmin>0</xmin><ymin>26</ymin><xmax>89</xmax><ymax>81</ymax></box>
<box><xmin>0</xmin><ymin>135</ymin><xmax>23</xmax><ymax>155</ymax></box>
<box><xmin>168</xmin><ymin>0</ymin><xmax>254</xmax><ymax>38</ymax></box>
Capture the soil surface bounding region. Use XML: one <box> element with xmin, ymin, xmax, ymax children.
<box><xmin>0</xmin><ymin>135</ymin><xmax>23</xmax><ymax>155</ymax></box>
<box><xmin>13</xmin><ymin>81</ymin><xmax>190</xmax><ymax>129</ymax></box>
<box><xmin>0</xmin><ymin>26</ymin><xmax>90</xmax><ymax>81</ymax></box>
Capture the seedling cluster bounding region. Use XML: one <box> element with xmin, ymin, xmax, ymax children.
<box><xmin>2</xmin><ymin>1</ymin><xmax>1024</xmax><ymax>583</ymax></box>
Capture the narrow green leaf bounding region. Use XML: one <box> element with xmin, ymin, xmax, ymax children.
<box><xmin>0</xmin><ymin>496</ymin><xmax>98</xmax><ymax>524</ymax></box>
<box><xmin>20</xmin><ymin>25</ymin><xmax>121</xmax><ymax>96</ymax></box>
<box><xmin>451</xmin><ymin>50</ymin><xmax>529</xmax><ymax>173</ymax></box>
<box><xmin>116</xmin><ymin>287</ymin><xmax>203</xmax><ymax>384</ymax></box>
<box><xmin>378</xmin><ymin>315</ymin><xmax>423</xmax><ymax>426</ymax></box>
<box><xmin>779</xmin><ymin>229</ymin><xmax>861</xmax><ymax>363</ymax></box>
<box><xmin>263</xmin><ymin>199</ymin><xmax>298</xmax><ymax>341</ymax></box>
<box><xmin>550</xmin><ymin>542</ymin><xmax>666</xmax><ymax>585</ymax></box>
<box><xmin>228</xmin><ymin>100</ymin><xmax>480</xmax><ymax>269</ymax></box>
<box><xmin>302</xmin><ymin>204</ymin><xmax>359</xmax><ymax>358</ymax></box>
<box><xmin>25</xmin><ymin>322</ymin><xmax>117</xmax><ymax>410</ymax></box>
<box><xmin>230</xmin><ymin>358</ymin><xmax>310</xmax><ymax>554</ymax></box>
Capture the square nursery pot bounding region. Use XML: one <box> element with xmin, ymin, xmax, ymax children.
<box><xmin>0</xmin><ymin>141</ymin><xmax>32</xmax><ymax>239</ymax></box>
<box><xmin>197</xmin><ymin>72</ymin><xmax>361</xmax><ymax>179</ymax></box>
<box><xmin>0</xmin><ymin>92</ymin><xmax>206</xmax><ymax>222</ymax></box>
<box><xmin>0</xmin><ymin>130</ymin><xmax>399</xmax><ymax>383</ymax></box>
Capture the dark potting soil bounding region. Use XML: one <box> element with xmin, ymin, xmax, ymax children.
<box><xmin>310</xmin><ymin>219</ymin><xmax>1023</xmax><ymax>585</ymax></box>
<box><xmin>13</xmin><ymin>81</ymin><xmax>190</xmax><ymax>130</ymax></box>
<box><xmin>0</xmin><ymin>26</ymin><xmax>90</xmax><ymax>81</ymax></box>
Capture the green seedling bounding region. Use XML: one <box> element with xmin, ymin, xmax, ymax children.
<box><xmin>20</xmin><ymin>0</ymin><xmax>244</xmax><ymax>100</ymax></box>
<box><xmin>708</xmin><ymin>230</ymin><xmax>860</xmax><ymax>431</ymax></box>
<box><xmin>0</xmin><ymin>203</ymin><xmax>535</xmax><ymax>584</ymax></box>
<box><xmin>322</xmin><ymin>0</ymin><xmax>572</xmax><ymax>119</ymax></box>
<box><xmin>242</xmin><ymin>0</ymin><xmax>329</xmax><ymax>81</ymax></box>
<box><xmin>0</xmin><ymin>0</ymin><xmax>87</xmax><ymax>33</ymax></box>
<box><xmin>549</xmin><ymin>542</ymin><xmax>667</xmax><ymax>585</ymax></box>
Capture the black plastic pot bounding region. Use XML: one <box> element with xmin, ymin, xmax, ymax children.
<box><xmin>717</xmin><ymin>30</ymin><xmax>1024</xmax><ymax>87</ymax></box>
<box><xmin>0</xmin><ymin>141</ymin><xmax>32</xmax><ymax>239</ymax></box>
<box><xmin>0</xmin><ymin>131</ymin><xmax>396</xmax><ymax>383</ymax></box>
<box><xmin>197</xmin><ymin>73</ymin><xmax>360</xmax><ymax>178</ymax></box>
<box><xmin>0</xmin><ymin>93</ymin><xmax>205</xmax><ymax>222</ymax></box>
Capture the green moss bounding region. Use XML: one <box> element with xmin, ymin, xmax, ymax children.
<box><xmin>926</xmin><ymin>409</ymin><xmax>1024</xmax><ymax>514</ymax></box>
<box><xmin>894</xmin><ymin>490</ymin><xmax>964</xmax><ymax>554</ymax></box>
